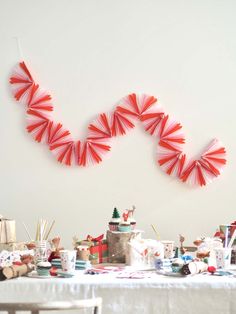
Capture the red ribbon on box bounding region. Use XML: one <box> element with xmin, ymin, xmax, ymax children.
<box><xmin>86</xmin><ymin>234</ymin><xmax>106</xmax><ymax>263</ymax></box>
<box><xmin>86</xmin><ymin>234</ymin><xmax>104</xmax><ymax>242</ymax></box>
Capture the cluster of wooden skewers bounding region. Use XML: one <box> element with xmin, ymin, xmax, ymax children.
<box><xmin>22</xmin><ymin>219</ymin><xmax>55</xmax><ymax>243</ymax></box>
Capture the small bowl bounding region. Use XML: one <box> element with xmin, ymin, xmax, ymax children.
<box><xmin>37</xmin><ymin>267</ymin><xmax>51</xmax><ymax>276</ymax></box>
<box><xmin>36</xmin><ymin>261</ymin><xmax>52</xmax><ymax>276</ymax></box>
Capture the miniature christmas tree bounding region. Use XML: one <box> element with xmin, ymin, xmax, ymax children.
<box><xmin>112</xmin><ymin>208</ymin><xmax>120</xmax><ymax>219</ymax></box>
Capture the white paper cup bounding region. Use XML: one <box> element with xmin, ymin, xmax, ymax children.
<box><xmin>60</xmin><ymin>250</ymin><xmax>76</xmax><ymax>272</ymax></box>
<box><xmin>34</xmin><ymin>240</ymin><xmax>48</xmax><ymax>264</ymax></box>
<box><xmin>214</xmin><ymin>247</ymin><xmax>232</xmax><ymax>269</ymax></box>
<box><xmin>161</xmin><ymin>240</ymin><xmax>175</xmax><ymax>259</ymax></box>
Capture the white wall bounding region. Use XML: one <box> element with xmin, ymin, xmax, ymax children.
<box><xmin>0</xmin><ymin>0</ymin><xmax>236</xmax><ymax>248</ymax></box>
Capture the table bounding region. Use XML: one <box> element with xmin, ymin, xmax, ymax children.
<box><xmin>0</xmin><ymin>269</ymin><xmax>236</xmax><ymax>314</ymax></box>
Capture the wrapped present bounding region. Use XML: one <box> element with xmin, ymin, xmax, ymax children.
<box><xmin>0</xmin><ymin>217</ymin><xmax>16</xmax><ymax>244</ymax></box>
<box><xmin>77</xmin><ymin>235</ymin><xmax>108</xmax><ymax>264</ymax></box>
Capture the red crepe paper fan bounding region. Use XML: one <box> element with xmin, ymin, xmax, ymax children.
<box><xmin>157</xmin><ymin>140</ymin><xmax>186</xmax><ymax>177</ymax></box>
<box><xmin>79</xmin><ymin>139</ymin><xmax>111</xmax><ymax>167</ymax></box>
<box><xmin>180</xmin><ymin>159</ymin><xmax>216</xmax><ymax>186</ymax></box>
<box><xmin>26</xmin><ymin>109</ymin><xmax>51</xmax><ymax>143</ymax></box>
<box><xmin>51</xmin><ymin>139</ymin><xmax>82</xmax><ymax>166</ymax></box>
<box><xmin>201</xmin><ymin>138</ymin><xmax>226</xmax><ymax>174</ymax></box>
<box><xmin>47</xmin><ymin>121</ymin><xmax>71</xmax><ymax>146</ymax></box>
<box><xmin>159</xmin><ymin>115</ymin><xmax>185</xmax><ymax>145</ymax></box>
<box><xmin>27</xmin><ymin>114</ymin><xmax>74</xmax><ymax>166</ymax></box>
<box><xmin>88</xmin><ymin>113</ymin><xmax>112</xmax><ymax>140</ymax></box>
<box><xmin>116</xmin><ymin>93</ymin><xmax>157</xmax><ymax>119</ymax></box>
<box><xmin>50</xmin><ymin>140</ymin><xmax>75</xmax><ymax>166</ymax></box>
<box><xmin>10</xmin><ymin>62</ymin><xmax>34</xmax><ymax>102</ymax></box>
<box><xmin>140</xmin><ymin>105</ymin><xmax>165</xmax><ymax>136</ymax></box>
<box><xmin>111</xmin><ymin>110</ymin><xmax>135</xmax><ymax>136</ymax></box>
<box><xmin>180</xmin><ymin>139</ymin><xmax>226</xmax><ymax>186</ymax></box>
<box><xmin>47</xmin><ymin>123</ymin><xmax>76</xmax><ymax>166</ymax></box>
<box><xmin>27</xmin><ymin>84</ymin><xmax>53</xmax><ymax>112</ymax></box>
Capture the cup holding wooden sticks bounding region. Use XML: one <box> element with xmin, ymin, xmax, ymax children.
<box><xmin>34</xmin><ymin>240</ymin><xmax>48</xmax><ymax>264</ymax></box>
<box><xmin>23</xmin><ymin>219</ymin><xmax>56</xmax><ymax>264</ymax></box>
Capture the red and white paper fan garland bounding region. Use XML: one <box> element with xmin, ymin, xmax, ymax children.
<box><xmin>9</xmin><ymin>62</ymin><xmax>227</xmax><ymax>187</ymax></box>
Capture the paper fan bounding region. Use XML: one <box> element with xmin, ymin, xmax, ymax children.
<box><xmin>48</xmin><ymin>122</ymin><xmax>73</xmax><ymax>166</ymax></box>
<box><xmin>116</xmin><ymin>93</ymin><xmax>140</xmax><ymax>118</ymax></box>
<box><xmin>47</xmin><ymin>121</ymin><xmax>71</xmax><ymax>146</ymax></box>
<box><xmin>116</xmin><ymin>93</ymin><xmax>157</xmax><ymax>118</ymax></box>
<box><xmin>88</xmin><ymin>113</ymin><xmax>112</xmax><ymax>140</ymax></box>
<box><xmin>180</xmin><ymin>139</ymin><xmax>226</xmax><ymax>186</ymax></box>
<box><xmin>201</xmin><ymin>138</ymin><xmax>226</xmax><ymax>174</ymax></box>
<box><xmin>140</xmin><ymin>104</ymin><xmax>165</xmax><ymax>136</ymax></box>
<box><xmin>111</xmin><ymin>110</ymin><xmax>135</xmax><ymax>136</ymax></box>
<box><xmin>180</xmin><ymin>160</ymin><xmax>214</xmax><ymax>186</ymax></box>
<box><xmin>79</xmin><ymin>139</ymin><xmax>111</xmax><ymax>166</ymax></box>
<box><xmin>116</xmin><ymin>94</ymin><xmax>157</xmax><ymax>117</ymax></box>
<box><xmin>50</xmin><ymin>140</ymin><xmax>75</xmax><ymax>166</ymax></box>
<box><xmin>157</xmin><ymin>140</ymin><xmax>186</xmax><ymax>177</ymax></box>
<box><xmin>26</xmin><ymin>109</ymin><xmax>50</xmax><ymax>143</ymax></box>
<box><xmin>10</xmin><ymin>62</ymin><xmax>34</xmax><ymax>102</ymax></box>
<box><xmin>159</xmin><ymin>115</ymin><xmax>185</xmax><ymax>145</ymax></box>
<box><xmin>27</xmin><ymin>84</ymin><xmax>53</xmax><ymax>112</ymax></box>
<box><xmin>50</xmin><ymin>139</ymin><xmax>83</xmax><ymax>166</ymax></box>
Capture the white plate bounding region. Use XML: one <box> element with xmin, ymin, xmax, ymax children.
<box><xmin>27</xmin><ymin>271</ymin><xmax>53</xmax><ymax>279</ymax></box>
<box><xmin>56</xmin><ymin>269</ymin><xmax>76</xmax><ymax>278</ymax></box>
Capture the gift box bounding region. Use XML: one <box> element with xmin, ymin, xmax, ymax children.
<box><xmin>77</xmin><ymin>235</ymin><xmax>108</xmax><ymax>264</ymax></box>
<box><xmin>0</xmin><ymin>218</ymin><xmax>16</xmax><ymax>244</ymax></box>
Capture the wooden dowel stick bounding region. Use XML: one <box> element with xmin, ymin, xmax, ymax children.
<box><xmin>22</xmin><ymin>222</ymin><xmax>32</xmax><ymax>241</ymax></box>
<box><xmin>228</xmin><ymin>229</ymin><xmax>236</xmax><ymax>248</ymax></box>
<box><xmin>45</xmin><ymin>220</ymin><xmax>55</xmax><ymax>240</ymax></box>
<box><xmin>151</xmin><ymin>224</ymin><xmax>160</xmax><ymax>240</ymax></box>
<box><xmin>43</xmin><ymin>221</ymin><xmax>48</xmax><ymax>240</ymax></box>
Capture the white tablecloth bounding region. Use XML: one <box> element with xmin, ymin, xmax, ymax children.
<box><xmin>0</xmin><ymin>270</ymin><xmax>236</xmax><ymax>314</ymax></box>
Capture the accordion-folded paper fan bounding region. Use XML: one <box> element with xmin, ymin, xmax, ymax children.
<box><xmin>9</xmin><ymin>61</ymin><xmax>227</xmax><ymax>187</ymax></box>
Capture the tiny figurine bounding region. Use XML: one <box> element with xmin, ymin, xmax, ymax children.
<box><xmin>118</xmin><ymin>210</ymin><xmax>131</xmax><ymax>232</ymax></box>
<box><xmin>128</xmin><ymin>205</ymin><xmax>136</xmax><ymax>230</ymax></box>
<box><xmin>193</xmin><ymin>237</ymin><xmax>210</xmax><ymax>259</ymax></box>
<box><xmin>109</xmin><ymin>207</ymin><xmax>121</xmax><ymax>231</ymax></box>
<box><xmin>179</xmin><ymin>234</ymin><xmax>187</xmax><ymax>255</ymax></box>
<box><xmin>48</xmin><ymin>236</ymin><xmax>63</xmax><ymax>262</ymax></box>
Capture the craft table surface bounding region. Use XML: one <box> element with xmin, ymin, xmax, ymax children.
<box><xmin>0</xmin><ymin>268</ymin><xmax>236</xmax><ymax>314</ymax></box>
